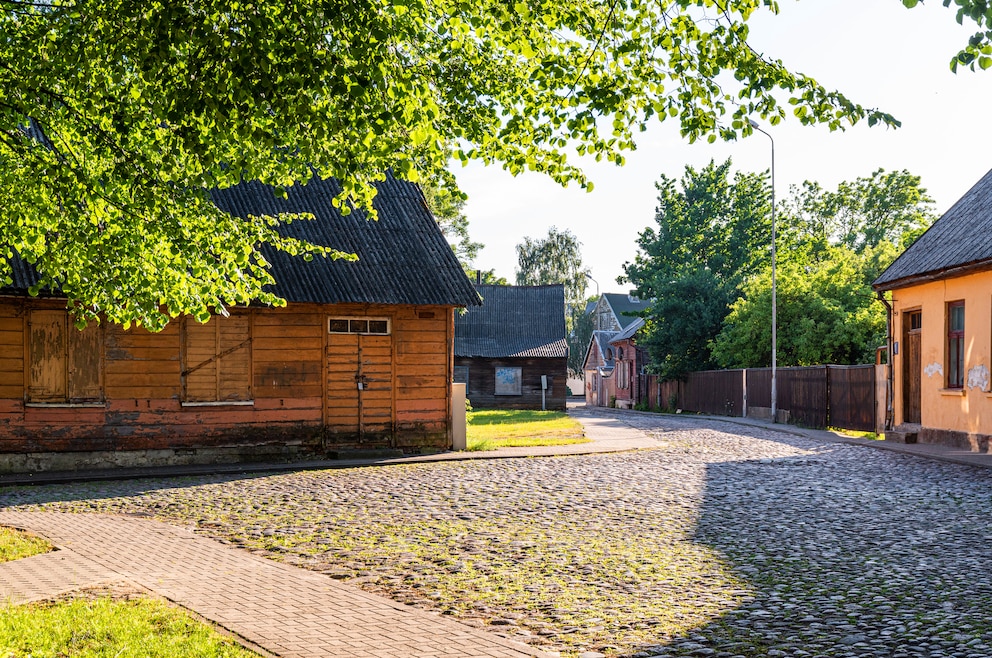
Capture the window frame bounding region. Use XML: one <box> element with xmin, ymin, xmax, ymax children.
<box><xmin>328</xmin><ymin>317</ymin><xmax>391</xmax><ymax>335</ymax></box>
<box><xmin>181</xmin><ymin>314</ymin><xmax>253</xmax><ymax>405</ymax></box>
<box><xmin>947</xmin><ymin>301</ymin><xmax>965</xmax><ymax>389</ymax></box>
<box><xmin>494</xmin><ymin>366</ymin><xmax>522</xmax><ymax>396</ymax></box>
<box><xmin>26</xmin><ymin>309</ymin><xmax>104</xmax><ymax>406</ymax></box>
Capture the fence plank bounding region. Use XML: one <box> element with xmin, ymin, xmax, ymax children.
<box><xmin>642</xmin><ymin>365</ymin><xmax>875</xmax><ymax>432</ymax></box>
<box><xmin>828</xmin><ymin>365</ymin><xmax>876</xmax><ymax>432</ymax></box>
<box><xmin>681</xmin><ymin>370</ymin><xmax>743</xmax><ymax>416</ymax></box>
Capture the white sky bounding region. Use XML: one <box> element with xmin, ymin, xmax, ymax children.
<box><xmin>453</xmin><ymin>0</ymin><xmax>992</xmax><ymax>293</ymax></box>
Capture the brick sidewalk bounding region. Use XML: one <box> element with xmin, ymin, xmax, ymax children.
<box><xmin>0</xmin><ymin>511</ymin><xmax>550</xmax><ymax>658</ymax></box>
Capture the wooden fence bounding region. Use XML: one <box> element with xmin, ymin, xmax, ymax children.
<box><xmin>635</xmin><ymin>364</ymin><xmax>879</xmax><ymax>432</ymax></box>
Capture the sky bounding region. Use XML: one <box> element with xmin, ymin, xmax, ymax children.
<box><xmin>452</xmin><ymin>0</ymin><xmax>992</xmax><ymax>294</ymax></box>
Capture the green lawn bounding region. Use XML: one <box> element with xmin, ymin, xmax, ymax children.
<box><xmin>0</xmin><ymin>525</ymin><xmax>52</xmax><ymax>563</ymax></box>
<box><xmin>0</xmin><ymin>526</ymin><xmax>257</xmax><ymax>657</ymax></box>
<box><xmin>466</xmin><ymin>409</ymin><xmax>589</xmax><ymax>450</ymax></box>
<box><xmin>0</xmin><ymin>596</ymin><xmax>259</xmax><ymax>657</ymax></box>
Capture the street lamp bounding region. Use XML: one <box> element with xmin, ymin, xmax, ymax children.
<box><xmin>749</xmin><ymin>119</ymin><xmax>777</xmax><ymax>423</ymax></box>
<box><xmin>584</xmin><ymin>272</ymin><xmax>599</xmax><ymax>298</ymax></box>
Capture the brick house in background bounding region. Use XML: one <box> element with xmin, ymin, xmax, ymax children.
<box><xmin>0</xmin><ymin>174</ymin><xmax>481</xmax><ymax>473</ymax></box>
<box><xmin>453</xmin><ymin>284</ymin><xmax>567</xmax><ymax>411</ymax></box>
<box><xmin>609</xmin><ymin>318</ymin><xmax>647</xmax><ymax>409</ymax></box>
<box><xmin>583</xmin><ymin>330</ymin><xmax>618</xmax><ymax>407</ymax></box>
<box><xmin>590</xmin><ymin>292</ymin><xmax>649</xmax><ymax>332</ymax></box>
<box><xmin>873</xmin><ymin>167</ymin><xmax>992</xmax><ymax>451</ymax></box>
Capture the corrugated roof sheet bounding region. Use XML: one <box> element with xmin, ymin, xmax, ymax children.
<box><xmin>609</xmin><ymin>317</ymin><xmax>645</xmax><ymax>343</ymax></box>
<box><xmin>874</xmin><ymin>167</ymin><xmax>992</xmax><ymax>290</ymax></box>
<box><xmin>602</xmin><ymin>293</ymin><xmax>649</xmax><ymax>329</ymax></box>
<box><xmin>4</xmin><ymin>174</ymin><xmax>481</xmax><ymax>308</ymax></box>
<box><xmin>454</xmin><ymin>285</ymin><xmax>568</xmax><ymax>358</ymax></box>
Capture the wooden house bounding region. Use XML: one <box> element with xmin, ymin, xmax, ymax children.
<box><xmin>873</xmin><ymin>167</ymin><xmax>992</xmax><ymax>450</ymax></box>
<box><xmin>582</xmin><ymin>330</ymin><xmax>617</xmax><ymax>407</ymax></box>
<box><xmin>609</xmin><ymin>318</ymin><xmax>647</xmax><ymax>409</ymax></box>
<box><xmin>453</xmin><ymin>285</ymin><xmax>567</xmax><ymax>410</ymax></box>
<box><xmin>0</xmin><ymin>175</ymin><xmax>480</xmax><ymax>473</ymax></box>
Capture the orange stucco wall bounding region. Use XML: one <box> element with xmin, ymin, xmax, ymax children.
<box><xmin>890</xmin><ymin>269</ymin><xmax>992</xmax><ymax>434</ymax></box>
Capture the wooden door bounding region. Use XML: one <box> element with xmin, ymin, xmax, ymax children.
<box><xmin>903</xmin><ymin>311</ymin><xmax>922</xmax><ymax>424</ymax></box>
<box><xmin>325</xmin><ymin>330</ymin><xmax>394</xmax><ymax>442</ymax></box>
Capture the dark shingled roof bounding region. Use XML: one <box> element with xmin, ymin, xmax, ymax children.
<box><xmin>454</xmin><ymin>284</ymin><xmax>568</xmax><ymax>358</ymax></box>
<box><xmin>602</xmin><ymin>293</ymin><xmax>649</xmax><ymax>329</ymax></box>
<box><xmin>874</xmin><ymin>167</ymin><xmax>992</xmax><ymax>290</ymax></box>
<box><xmin>4</xmin><ymin>174</ymin><xmax>481</xmax><ymax>308</ymax></box>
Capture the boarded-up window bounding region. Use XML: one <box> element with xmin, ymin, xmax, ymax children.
<box><xmin>182</xmin><ymin>315</ymin><xmax>252</xmax><ymax>402</ymax></box>
<box><xmin>28</xmin><ymin>310</ymin><xmax>103</xmax><ymax>403</ymax></box>
<box><xmin>494</xmin><ymin>367</ymin><xmax>522</xmax><ymax>395</ymax></box>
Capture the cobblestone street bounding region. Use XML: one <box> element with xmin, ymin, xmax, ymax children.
<box><xmin>4</xmin><ymin>412</ymin><xmax>992</xmax><ymax>657</ymax></box>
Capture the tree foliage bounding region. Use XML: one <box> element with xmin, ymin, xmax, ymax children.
<box><xmin>567</xmin><ymin>302</ymin><xmax>595</xmax><ymax>378</ymax></box>
<box><xmin>422</xmin><ymin>181</ymin><xmax>483</xmax><ymax>271</ymax></box>
<box><xmin>711</xmin><ymin>245</ymin><xmax>894</xmax><ymax>368</ymax></box>
<box><xmin>515</xmin><ymin>227</ymin><xmax>587</xmax><ymax>304</ymax></box>
<box><xmin>778</xmin><ymin>169</ymin><xmax>936</xmax><ymax>255</ymax></box>
<box><xmin>712</xmin><ymin>170</ymin><xmax>935</xmax><ymax>368</ymax></box>
<box><xmin>623</xmin><ymin>159</ymin><xmax>770</xmax><ymax>378</ymax></box>
<box><xmin>1</xmin><ymin>0</ymin><xmax>916</xmax><ymax>328</ymax></box>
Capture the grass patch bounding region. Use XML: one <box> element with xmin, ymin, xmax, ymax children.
<box><xmin>0</xmin><ymin>526</ymin><xmax>53</xmax><ymax>563</ymax></box>
<box><xmin>466</xmin><ymin>409</ymin><xmax>589</xmax><ymax>451</ymax></box>
<box><xmin>828</xmin><ymin>426</ymin><xmax>882</xmax><ymax>440</ymax></box>
<box><xmin>0</xmin><ymin>595</ymin><xmax>258</xmax><ymax>657</ymax></box>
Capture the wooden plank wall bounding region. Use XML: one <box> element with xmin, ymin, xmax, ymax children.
<box><xmin>455</xmin><ymin>356</ymin><xmax>567</xmax><ymax>411</ymax></box>
<box><xmin>0</xmin><ymin>300</ymin><xmax>455</xmax><ymax>455</ymax></box>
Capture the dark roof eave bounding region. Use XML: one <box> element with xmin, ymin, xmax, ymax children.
<box><xmin>872</xmin><ymin>258</ymin><xmax>992</xmax><ymax>292</ymax></box>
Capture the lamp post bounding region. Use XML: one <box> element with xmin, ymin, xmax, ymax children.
<box><xmin>584</xmin><ymin>272</ymin><xmax>599</xmax><ymax>298</ymax></box>
<box><xmin>749</xmin><ymin>119</ymin><xmax>777</xmax><ymax>423</ymax></box>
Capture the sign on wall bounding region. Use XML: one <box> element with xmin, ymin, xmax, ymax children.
<box><xmin>494</xmin><ymin>367</ymin><xmax>522</xmax><ymax>395</ymax></box>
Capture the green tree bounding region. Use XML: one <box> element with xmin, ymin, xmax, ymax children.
<box><xmin>623</xmin><ymin>159</ymin><xmax>770</xmax><ymax>378</ymax></box>
<box><xmin>567</xmin><ymin>303</ymin><xmax>596</xmax><ymax>378</ymax></box>
<box><xmin>515</xmin><ymin>227</ymin><xmax>589</xmax><ymax>376</ymax></box>
<box><xmin>713</xmin><ymin>169</ymin><xmax>934</xmax><ymax>367</ymax></box>
<box><xmin>711</xmin><ymin>245</ymin><xmax>894</xmax><ymax>368</ymax></box>
<box><xmin>515</xmin><ymin>227</ymin><xmax>587</xmax><ymax>305</ymax></box>
<box><xmin>779</xmin><ymin>169</ymin><xmax>936</xmax><ymax>255</ymax></box>
<box><xmin>422</xmin><ymin>181</ymin><xmax>483</xmax><ymax>272</ymax></box>
<box><xmin>1</xmin><ymin>0</ymin><xmax>915</xmax><ymax>329</ymax></box>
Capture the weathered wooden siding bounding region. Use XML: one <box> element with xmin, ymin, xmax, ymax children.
<box><xmin>0</xmin><ymin>300</ymin><xmax>455</xmax><ymax>461</ymax></box>
<box><xmin>455</xmin><ymin>356</ymin><xmax>566</xmax><ymax>411</ymax></box>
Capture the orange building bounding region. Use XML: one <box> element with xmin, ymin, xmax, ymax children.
<box><xmin>873</xmin><ymin>168</ymin><xmax>992</xmax><ymax>450</ymax></box>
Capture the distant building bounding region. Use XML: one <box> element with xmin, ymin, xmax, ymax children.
<box><xmin>590</xmin><ymin>292</ymin><xmax>649</xmax><ymax>332</ymax></box>
<box><xmin>454</xmin><ymin>285</ymin><xmax>568</xmax><ymax>410</ymax></box>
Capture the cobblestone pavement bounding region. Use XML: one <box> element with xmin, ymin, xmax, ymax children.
<box><xmin>4</xmin><ymin>412</ymin><xmax>992</xmax><ymax>658</ymax></box>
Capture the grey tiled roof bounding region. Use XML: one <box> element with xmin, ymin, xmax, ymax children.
<box><xmin>602</xmin><ymin>293</ymin><xmax>649</xmax><ymax>329</ymax></box>
<box><xmin>874</xmin><ymin>167</ymin><xmax>992</xmax><ymax>290</ymax></box>
<box><xmin>4</xmin><ymin>174</ymin><xmax>481</xmax><ymax>308</ymax></box>
<box><xmin>454</xmin><ymin>285</ymin><xmax>568</xmax><ymax>358</ymax></box>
